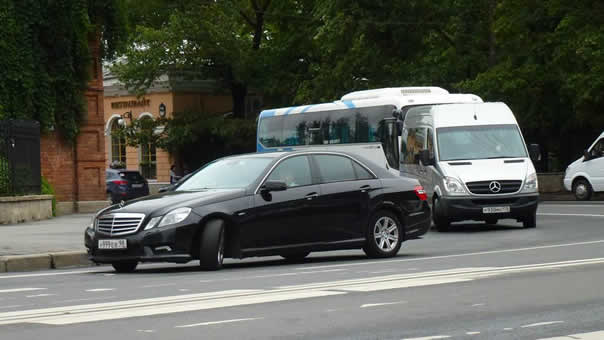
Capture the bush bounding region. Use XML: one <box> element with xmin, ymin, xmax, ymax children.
<box><xmin>41</xmin><ymin>176</ymin><xmax>56</xmax><ymax>216</ymax></box>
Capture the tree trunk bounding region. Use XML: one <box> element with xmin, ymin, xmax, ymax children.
<box><xmin>231</xmin><ymin>82</ymin><xmax>248</xmax><ymax>119</ymax></box>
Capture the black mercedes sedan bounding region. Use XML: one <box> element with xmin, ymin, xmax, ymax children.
<box><xmin>85</xmin><ymin>151</ymin><xmax>431</xmax><ymax>272</ymax></box>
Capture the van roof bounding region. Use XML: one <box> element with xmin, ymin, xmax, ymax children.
<box><xmin>405</xmin><ymin>102</ymin><xmax>519</xmax><ymax>129</ymax></box>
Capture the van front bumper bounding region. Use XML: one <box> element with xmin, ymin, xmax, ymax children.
<box><xmin>437</xmin><ymin>194</ymin><xmax>538</xmax><ymax>222</ymax></box>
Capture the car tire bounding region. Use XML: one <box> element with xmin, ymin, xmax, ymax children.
<box><xmin>485</xmin><ymin>218</ymin><xmax>498</xmax><ymax>225</ymax></box>
<box><xmin>112</xmin><ymin>261</ymin><xmax>137</xmax><ymax>273</ymax></box>
<box><xmin>523</xmin><ymin>212</ymin><xmax>537</xmax><ymax>228</ymax></box>
<box><xmin>433</xmin><ymin>197</ymin><xmax>451</xmax><ymax>232</ymax></box>
<box><xmin>363</xmin><ymin>210</ymin><xmax>403</xmax><ymax>258</ymax></box>
<box><xmin>573</xmin><ymin>179</ymin><xmax>593</xmax><ymax>201</ymax></box>
<box><xmin>280</xmin><ymin>252</ymin><xmax>310</xmax><ymax>262</ymax></box>
<box><xmin>199</xmin><ymin>219</ymin><xmax>225</xmax><ymax>271</ymax></box>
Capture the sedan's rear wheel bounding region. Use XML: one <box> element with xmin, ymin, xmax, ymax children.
<box><xmin>199</xmin><ymin>219</ymin><xmax>225</xmax><ymax>271</ymax></box>
<box><xmin>433</xmin><ymin>197</ymin><xmax>451</xmax><ymax>232</ymax></box>
<box><xmin>112</xmin><ymin>261</ymin><xmax>137</xmax><ymax>273</ymax></box>
<box><xmin>363</xmin><ymin>211</ymin><xmax>402</xmax><ymax>258</ymax></box>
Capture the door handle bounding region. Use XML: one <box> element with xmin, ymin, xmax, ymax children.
<box><xmin>360</xmin><ymin>185</ymin><xmax>371</xmax><ymax>193</ymax></box>
<box><xmin>305</xmin><ymin>192</ymin><xmax>319</xmax><ymax>200</ymax></box>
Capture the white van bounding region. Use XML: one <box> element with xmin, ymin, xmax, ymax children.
<box><xmin>400</xmin><ymin>102</ymin><xmax>541</xmax><ymax>230</ymax></box>
<box><xmin>563</xmin><ymin>131</ymin><xmax>604</xmax><ymax>200</ymax></box>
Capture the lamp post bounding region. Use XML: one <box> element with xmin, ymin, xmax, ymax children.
<box><xmin>159</xmin><ymin>103</ymin><xmax>166</xmax><ymax>118</ymax></box>
<box><xmin>118</xmin><ymin>110</ymin><xmax>133</xmax><ymax>126</ymax></box>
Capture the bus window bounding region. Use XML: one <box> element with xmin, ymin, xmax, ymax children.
<box><xmin>258</xmin><ymin>116</ymin><xmax>284</xmax><ymax>147</ymax></box>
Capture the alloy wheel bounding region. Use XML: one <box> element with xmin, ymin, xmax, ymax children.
<box><xmin>373</xmin><ymin>216</ymin><xmax>399</xmax><ymax>252</ymax></box>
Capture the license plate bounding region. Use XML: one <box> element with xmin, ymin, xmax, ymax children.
<box><xmin>98</xmin><ymin>239</ymin><xmax>127</xmax><ymax>249</ymax></box>
<box><xmin>483</xmin><ymin>206</ymin><xmax>510</xmax><ymax>214</ymax></box>
<box><xmin>132</xmin><ymin>184</ymin><xmax>143</xmax><ymax>188</ymax></box>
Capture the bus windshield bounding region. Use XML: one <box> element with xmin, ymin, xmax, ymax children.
<box><xmin>437</xmin><ymin>124</ymin><xmax>528</xmax><ymax>161</ymax></box>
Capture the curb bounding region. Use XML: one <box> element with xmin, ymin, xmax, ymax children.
<box><xmin>0</xmin><ymin>251</ymin><xmax>92</xmax><ymax>273</ymax></box>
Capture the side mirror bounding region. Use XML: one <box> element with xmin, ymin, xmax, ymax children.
<box><xmin>419</xmin><ymin>150</ymin><xmax>435</xmax><ymax>166</ymax></box>
<box><xmin>528</xmin><ymin>144</ymin><xmax>541</xmax><ymax>162</ymax></box>
<box><xmin>261</xmin><ymin>180</ymin><xmax>287</xmax><ymax>192</ymax></box>
<box><xmin>583</xmin><ymin>149</ymin><xmax>591</xmax><ymax>161</ymax></box>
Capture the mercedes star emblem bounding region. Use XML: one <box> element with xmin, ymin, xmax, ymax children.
<box><xmin>119</xmin><ymin>200</ymin><xmax>126</xmax><ymax>208</ymax></box>
<box><xmin>489</xmin><ymin>181</ymin><xmax>502</xmax><ymax>193</ymax></box>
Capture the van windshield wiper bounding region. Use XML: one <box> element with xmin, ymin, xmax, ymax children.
<box><xmin>486</xmin><ymin>156</ymin><xmax>520</xmax><ymax>159</ymax></box>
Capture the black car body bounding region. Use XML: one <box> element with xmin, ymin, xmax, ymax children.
<box><xmin>106</xmin><ymin>169</ymin><xmax>150</xmax><ymax>204</ymax></box>
<box><xmin>87</xmin><ymin>151</ymin><xmax>431</xmax><ymax>272</ymax></box>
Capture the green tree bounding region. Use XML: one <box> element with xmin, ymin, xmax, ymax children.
<box><xmin>113</xmin><ymin>0</ymin><xmax>319</xmax><ymax>116</ymax></box>
<box><xmin>0</xmin><ymin>0</ymin><xmax>127</xmax><ymax>141</ymax></box>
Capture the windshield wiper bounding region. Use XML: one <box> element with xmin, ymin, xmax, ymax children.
<box><xmin>486</xmin><ymin>156</ymin><xmax>521</xmax><ymax>159</ymax></box>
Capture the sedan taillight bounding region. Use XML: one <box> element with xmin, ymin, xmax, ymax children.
<box><xmin>112</xmin><ymin>180</ymin><xmax>128</xmax><ymax>186</ymax></box>
<box><xmin>414</xmin><ymin>186</ymin><xmax>427</xmax><ymax>201</ymax></box>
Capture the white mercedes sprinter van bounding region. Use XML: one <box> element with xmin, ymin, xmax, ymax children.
<box><xmin>563</xmin><ymin>131</ymin><xmax>604</xmax><ymax>200</ymax></box>
<box><xmin>400</xmin><ymin>102</ymin><xmax>540</xmax><ymax>230</ymax></box>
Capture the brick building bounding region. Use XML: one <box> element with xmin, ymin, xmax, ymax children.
<box><xmin>40</xmin><ymin>36</ymin><xmax>107</xmax><ymax>215</ymax></box>
<box><xmin>103</xmin><ymin>71</ymin><xmax>262</xmax><ymax>185</ymax></box>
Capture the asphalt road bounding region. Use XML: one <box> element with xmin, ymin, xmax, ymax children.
<box><xmin>1</xmin><ymin>202</ymin><xmax>603</xmax><ymax>340</ymax></box>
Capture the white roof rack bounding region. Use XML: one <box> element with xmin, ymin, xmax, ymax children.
<box><xmin>341</xmin><ymin>87</ymin><xmax>450</xmax><ymax>101</ymax></box>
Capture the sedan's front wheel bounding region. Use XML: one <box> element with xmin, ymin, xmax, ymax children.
<box><xmin>363</xmin><ymin>211</ymin><xmax>403</xmax><ymax>258</ymax></box>
<box><xmin>199</xmin><ymin>219</ymin><xmax>225</xmax><ymax>271</ymax></box>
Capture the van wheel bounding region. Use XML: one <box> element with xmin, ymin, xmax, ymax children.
<box><xmin>523</xmin><ymin>212</ymin><xmax>537</xmax><ymax>228</ymax></box>
<box><xmin>573</xmin><ymin>179</ymin><xmax>593</xmax><ymax>201</ymax></box>
<box><xmin>112</xmin><ymin>261</ymin><xmax>137</xmax><ymax>273</ymax></box>
<box><xmin>363</xmin><ymin>211</ymin><xmax>403</xmax><ymax>258</ymax></box>
<box><xmin>433</xmin><ymin>197</ymin><xmax>451</xmax><ymax>232</ymax></box>
<box><xmin>199</xmin><ymin>219</ymin><xmax>225</xmax><ymax>271</ymax></box>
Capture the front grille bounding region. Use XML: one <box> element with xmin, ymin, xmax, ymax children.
<box><xmin>466</xmin><ymin>180</ymin><xmax>522</xmax><ymax>195</ymax></box>
<box><xmin>96</xmin><ymin>213</ymin><xmax>145</xmax><ymax>236</ymax></box>
<box><xmin>471</xmin><ymin>198</ymin><xmax>520</xmax><ymax>205</ymax></box>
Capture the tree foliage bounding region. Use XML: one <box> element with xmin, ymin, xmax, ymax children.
<box><xmin>0</xmin><ymin>0</ymin><xmax>127</xmax><ymax>141</ymax></box>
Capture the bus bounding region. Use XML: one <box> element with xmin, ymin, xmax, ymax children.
<box><xmin>256</xmin><ymin>87</ymin><xmax>483</xmax><ymax>172</ymax></box>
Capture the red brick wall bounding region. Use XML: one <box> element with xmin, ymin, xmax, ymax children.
<box><xmin>40</xmin><ymin>34</ymin><xmax>106</xmax><ymax>203</ymax></box>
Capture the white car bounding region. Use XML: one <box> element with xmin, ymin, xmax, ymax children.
<box><xmin>564</xmin><ymin>131</ymin><xmax>604</xmax><ymax>200</ymax></box>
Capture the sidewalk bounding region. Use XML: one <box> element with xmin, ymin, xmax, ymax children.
<box><xmin>1</xmin><ymin>195</ymin><xmax>602</xmax><ymax>273</ymax></box>
<box><xmin>0</xmin><ymin>214</ymin><xmax>93</xmax><ymax>272</ymax></box>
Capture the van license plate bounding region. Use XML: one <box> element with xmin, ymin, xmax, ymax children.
<box><xmin>132</xmin><ymin>184</ymin><xmax>143</xmax><ymax>188</ymax></box>
<box><xmin>98</xmin><ymin>239</ymin><xmax>127</xmax><ymax>249</ymax></box>
<box><xmin>483</xmin><ymin>206</ymin><xmax>510</xmax><ymax>214</ymax></box>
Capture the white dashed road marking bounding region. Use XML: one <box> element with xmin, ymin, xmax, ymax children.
<box><xmin>85</xmin><ymin>288</ymin><xmax>115</xmax><ymax>292</ymax></box>
<box><xmin>175</xmin><ymin>317</ymin><xmax>263</xmax><ymax>328</ymax></box>
<box><xmin>538</xmin><ymin>330</ymin><xmax>604</xmax><ymax>339</ymax></box>
<box><xmin>403</xmin><ymin>336</ymin><xmax>451</xmax><ymax>340</ymax></box>
<box><xmin>0</xmin><ymin>288</ymin><xmax>46</xmax><ymax>294</ymax></box>
<box><xmin>521</xmin><ymin>321</ymin><xmax>564</xmax><ymax>328</ymax></box>
<box><xmin>360</xmin><ymin>301</ymin><xmax>406</xmax><ymax>308</ymax></box>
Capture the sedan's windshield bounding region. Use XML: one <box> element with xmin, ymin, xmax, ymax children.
<box><xmin>176</xmin><ymin>157</ymin><xmax>273</xmax><ymax>190</ymax></box>
<box><xmin>437</xmin><ymin>124</ymin><xmax>527</xmax><ymax>161</ymax></box>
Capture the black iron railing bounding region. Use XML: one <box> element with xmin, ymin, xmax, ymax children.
<box><xmin>0</xmin><ymin>120</ymin><xmax>41</xmax><ymax>196</ymax></box>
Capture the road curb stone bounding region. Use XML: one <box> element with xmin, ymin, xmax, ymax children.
<box><xmin>51</xmin><ymin>251</ymin><xmax>92</xmax><ymax>269</ymax></box>
<box><xmin>0</xmin><ymin>251</ymin><xmax>91</xmax><ymax>273</ymax></box>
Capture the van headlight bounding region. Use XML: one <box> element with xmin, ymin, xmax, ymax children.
<box><xmin>443</xmin><ymin>176</ymin><xmax>467</xmax><ymax>196</ymax></box>
<box><xmin>522</xmin><ymin>172</ymin><xmax>538</xmax><ymax>193</ymax></box>
<box><xmin>144</xmin><ymin>208</ymin><xmax>192</xmax><ymax>230</ymax></box>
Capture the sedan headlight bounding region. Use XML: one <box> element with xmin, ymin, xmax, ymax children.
<box><xmin>144</xmin><ymin>208</ymin><xmax>192</xmax><ymax>230</ymax></box>
<box><xmin>522</xmin><ymin>172</ymin><xmax>538</xmax><ymax>193</ymax></box>
<box><xmin>443</xmin><ymin>176</ymin><xmax>467</xmax><ymax>196</ymax></box>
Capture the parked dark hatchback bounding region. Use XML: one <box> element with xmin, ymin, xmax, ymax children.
<box><xmin>106</xmin><ymin>169</ymin><xmax>150</xmax><ymax>204</ymax></box>
<box><xmin>87</xmin><ymin>151</ymin><xmax>431</xmax><ymax>272</ymax></box>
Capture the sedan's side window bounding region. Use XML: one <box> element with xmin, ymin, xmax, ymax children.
<box><xmin>352</xmin><ymin>161</ymin><xmax>374</xmax><ymax>180</ymax></box>
<box><xmin>315</xmin><ymin>155</ymin><xmax>356</xmax><ymax>183</ymax></box>
<box><xmin>267</xmin><ymin>156</ymin><xmax>312</xmax><ymax>188</ymax></box>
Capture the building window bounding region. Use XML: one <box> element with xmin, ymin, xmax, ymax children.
<box><xmin>110</xmin><ymin>119</ymin><xmax>126</xmax><ymax>166</ymax></box>
<box><xmin>139</xmin><ymin>116</ymin><xmax>157</xmax><ymax>179</ymax></box>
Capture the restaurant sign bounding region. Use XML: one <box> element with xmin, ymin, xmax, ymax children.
<box><xmin>111</xmin><ymin>99</ymin><xmax>150</xmax><ymax>109</ymax></box>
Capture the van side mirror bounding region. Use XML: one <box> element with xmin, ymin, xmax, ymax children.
<box><xmin>528</xmin><ymin>144</ymin><xmax>541</xmax><ymax>162</ymax></box>
<box><xmin>583</xmin><ymin>149</ymin><xmax>591</xmax><ymax>161</ymax></box>
<box><xmin>419</xmin><ymin>150</ymin><xmax>435</xmax><ymax>166</ymax></box>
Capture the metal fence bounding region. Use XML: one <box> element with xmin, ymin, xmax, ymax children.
<box><xmin>0</xmin><ymin>120</ymin><xmax>41</xmax><ymax>196</ymax></box>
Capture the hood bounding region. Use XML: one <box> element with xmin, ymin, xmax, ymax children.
<box><xmin>101</xmin><ymin>189</ymin><xmax>246</xmax><ymax>216</ymax></box>
<box><xmin>439</xmin><ymin>159</ymin><xmax>531</xmax><ymax>183</ymax></box>
<box><xmin>567</xmin><ymin>157</ymin><xmax>583</xmax><ymax>170</ymax></box>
